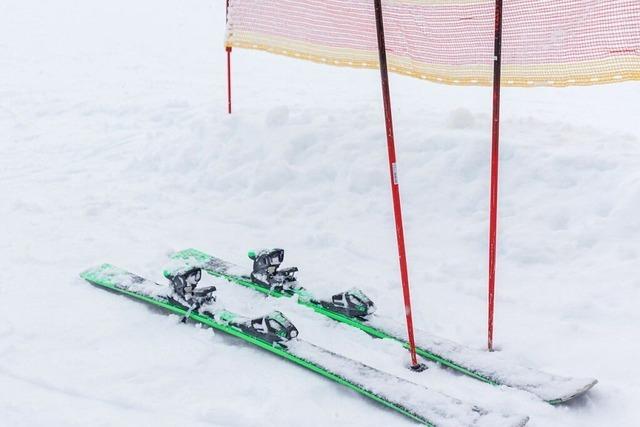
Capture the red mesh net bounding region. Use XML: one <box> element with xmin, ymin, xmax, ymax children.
<box><xmin>226</xmin><ymin>0</ymin><xmax>640</xmax><ymax>86</ymax></box>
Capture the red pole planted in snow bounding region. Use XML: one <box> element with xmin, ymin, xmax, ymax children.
<box><xmin>487</xmin><ymin>0</ymin><xmax>503</xmax><ymax>352</ymax></box>
<box><xmin>226</xmin><ymin>0</ymin><xmax>232</xmax><ymax>114</ymax></box>
<box><xmin>373</xmin><ymin>0</ymin><xmax>421</xmax><ymax>370</ymax></box>
<box><xmin>227</xmin><ymin>46</ymin><xmax>232</xmax><ymax>114</ymax></box>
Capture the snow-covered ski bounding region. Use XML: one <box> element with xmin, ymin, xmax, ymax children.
<box><xmin>81</xmin><ymin>263</ymin><xmax>528</xmax><ymax>427</ymax></box>
<box><xmin>168</xmin><ymin>248</ymin><xmax>597</xmax><ymax>404</ymax></box>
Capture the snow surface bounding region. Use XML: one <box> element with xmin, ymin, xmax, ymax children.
<box><xmin>1</xmin><ymin>0</ymin><xmax>639</xmax><ymax>426</ymax></box>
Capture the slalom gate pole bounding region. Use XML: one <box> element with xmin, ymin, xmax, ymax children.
<box><xmin>373</xmin><ymin>0</ymin><xmax>420</xmax><ymax>369</ymax></box>
<box><xmin>487</xmin><ymin>0</ymin><xmax>503</xmax><ymax>352</ymax></box>
<box><xmin>226</xmin><ymin>0</ymin><xmax>232</xmax><ymax>114</ymax></box>
<box><xmin>227</xmin><ymin>46</ymin><xmax>232</xmax><ymax>114</ymax></box>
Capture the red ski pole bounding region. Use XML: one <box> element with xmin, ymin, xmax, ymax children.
<box><xmin>373</xmin><ymin>0</ymin><xmax>424</xmax><ymax>371</ymax></box>
<box><xmin>487</xmin><ymin>0</ymin><xmax>503</xmax><ymax>352</ymax></box>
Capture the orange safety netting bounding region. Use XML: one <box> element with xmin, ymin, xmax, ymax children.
<box><xmin>225</xmin><ymin>0</ymin><xmax>640</xmax><ymax>87</ymax></box>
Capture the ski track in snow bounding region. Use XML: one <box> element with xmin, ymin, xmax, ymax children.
<box><xmin>1</xmin><ymin>0</ymin><xmax>639</xmax><ymax>426</ymax></box>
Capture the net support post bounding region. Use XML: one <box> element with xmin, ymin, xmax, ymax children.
<box><xmin>226</xmin><ymin>46</ymin><xmax>232</xmax><ymax>114</ymax></box>
<box><xmin>225</xmin><ymin>0</ymin><xmax>232</xmax><ymax>114</ymax></box>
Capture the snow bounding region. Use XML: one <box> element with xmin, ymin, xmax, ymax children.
<box><xmin>1</xmin><ymin>0</ymin><xmax>639</xmax><ymax>426</ymax></box>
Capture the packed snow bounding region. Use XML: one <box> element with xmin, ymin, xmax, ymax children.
<box><xmin>1</xmin><ymin>0</ymin><xmax>639</xmax><ymax>426</ymax></box>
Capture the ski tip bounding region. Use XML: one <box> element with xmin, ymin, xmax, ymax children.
<box><xmin>547</xmin><ymin>377</ymin><xmax>598</xmax><ymax>404</ymax></box>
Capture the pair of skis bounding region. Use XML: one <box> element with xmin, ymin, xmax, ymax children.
<box><xmin>80</xmin><ymin>247</ymin><xmax>593</xmax><ymax>426</ymax></box>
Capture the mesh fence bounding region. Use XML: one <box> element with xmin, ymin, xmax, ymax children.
<box><xmin>226</xmin><ymin>0</ymin><xmax>640</xmax><ymax>87</ymax></box>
